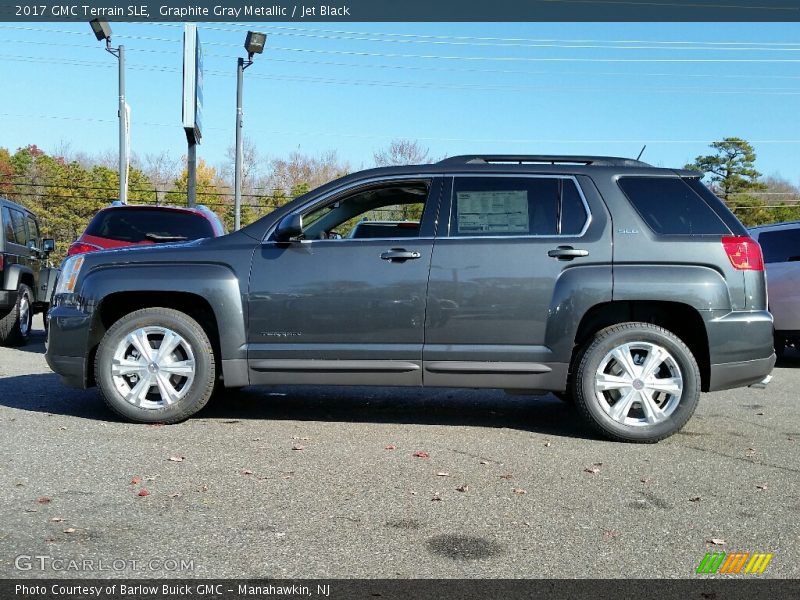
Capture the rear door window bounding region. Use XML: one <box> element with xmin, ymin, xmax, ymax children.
<box><xmin>450</xmin><ymin>177</ymin><xmax>588</xmax><ymax>237</ymax></box>
<box><xmin>2</xmin><ymin>207</ymin><xmax>16</xmax><ymax>244</ymax></box>
<box><xmin>758</xmin><ymin>229</ymin><xmax>800</xmax><ymax>264</ymax></box>
<box><xmin>9</xmin><ymin>209</ymin><xmax>28</xmax><ymax>246</ymax></box>
<box><xmin>618</xmin><ymin>176</ymin><xmax>732</xmax><ymax>235</ymax></box>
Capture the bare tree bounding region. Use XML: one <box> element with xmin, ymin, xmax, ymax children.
<box><xmin>223</xmin><ymin>136</ymin><xmax>261</xmax><ymax>196</ymax></box>
<box><xmin>373</xmin><ymin>139</ymin><xmax>431</xmax><ymax>167</ymax></box>
<box><xmin>262</xmin><ymin>150</ymin><xmax>350</xmax><ymax>199</ymax></box>
<box><xmin>142</xmin><ymin>152</ymin><xmax>180</xmax><ymax>204</ymax></box>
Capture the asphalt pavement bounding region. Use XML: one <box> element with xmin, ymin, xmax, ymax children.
<box><xmin>1</xmin><ymin>316</ymin><xmax>798</xmax><ymax>578</ymax></box>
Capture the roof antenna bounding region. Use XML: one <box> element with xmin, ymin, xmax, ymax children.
<box><xmin>636</xmin><ymin>145</ymin><xmax>647</xmax><ymax>161</ymax></box>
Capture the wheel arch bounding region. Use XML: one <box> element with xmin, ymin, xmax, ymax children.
<box><xmin>572</xmin><ymin>300</ymin><xmax>711</xmax><ymax>392</ymax></box>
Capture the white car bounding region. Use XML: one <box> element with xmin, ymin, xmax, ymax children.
<box><xmin>750</xmin><ymin>221</ymin><xmax>800</xmax><ymax>356</ymax></box>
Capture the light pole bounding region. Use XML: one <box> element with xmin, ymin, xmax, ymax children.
<box><xmin>90</xmin><ymin>19</ymin><xmax>128</xmax><ymax>205</ymax></box>
<box><xmin>234</xmin><ymin>31</ymin><xmax>266</xmax><ymax>230</ymax></box>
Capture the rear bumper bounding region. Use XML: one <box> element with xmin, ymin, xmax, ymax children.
<box><xmin>705</xmin><ymin>310</ymin><xmax>775</xmax><ymax>392</ymax></box>
<box><xmin>709</xmin><ymin>354</ymin><xmax>776</xmax><ymax>392</ymax></box>
<box><xmin>0</xmin><ymin>289</ymin><xmax>18</xmax><ymax>311</ymax></box>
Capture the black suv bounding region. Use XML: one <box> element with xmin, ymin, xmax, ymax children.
<box><xmin>1</xmin><ymin>197</ymin><xmax>57</xmax><ymax>346</ymax></box>
<box><xmin>45</xmin><ymin>156</ymin><xmax>775</xmax><ymax>442</ymax></box>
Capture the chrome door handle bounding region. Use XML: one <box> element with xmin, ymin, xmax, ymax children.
<box><xmin>548</xmin><ymin>246</ymin><xmax>589</xmax><ymax>260</ymax></box>
<box><xmin>380</xmin><ymin>249</ymin><xmax>421</xmax><ymax>261</ymax></box>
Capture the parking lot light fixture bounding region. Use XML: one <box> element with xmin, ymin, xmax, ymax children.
<box><xmin>234</xmin><ymin>32</ymin><xmax>266</xmax><ymax>231</ymax></box>
<box><xmin>89</xmin><ymin>19</ymin><xmax>128</xmax><ymax>205</ymax></box>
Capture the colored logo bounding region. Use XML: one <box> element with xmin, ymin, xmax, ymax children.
<box><xmin>696</xmin><ymin>552</ymin><xmax>773</xmax><ymax>574</ymax></box>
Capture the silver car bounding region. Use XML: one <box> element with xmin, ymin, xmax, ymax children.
<box><xmin>750</xmin><ymin>221</ymin><xmax>800</xmax><ymax>356</ymax></box>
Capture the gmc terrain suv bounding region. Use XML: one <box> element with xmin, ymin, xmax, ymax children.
<box><xmin>1</xmin><ymin>197</ymin><xmax>57</xmax><ymax>346</ymax></box>
<box><xmin>45</xmin><ymin>155</ymin><xmax>775</xmax><ymax>442</ymax></box>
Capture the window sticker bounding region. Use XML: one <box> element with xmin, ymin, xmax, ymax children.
<box><xmin>457</xmin><ymin>190</ymin><xmax>529</xmax><ymax>233</ymax></box>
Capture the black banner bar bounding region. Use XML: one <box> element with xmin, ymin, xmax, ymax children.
<box><xmin>1</xmin><ymin>0</ymin><xmax>800</xmax><ymax>22</ymax></box>
<box><xmin>3</xmin><ymin>579</ymin><xmax>800</xmax><ymax>600</ymax></box>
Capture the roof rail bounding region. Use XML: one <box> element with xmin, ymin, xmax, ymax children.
<box><xmin>437</xmin><ymin>155</ymin><xmax>651</xmax><ymax>167</ymax></box>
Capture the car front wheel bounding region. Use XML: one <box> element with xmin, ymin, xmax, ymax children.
<box><xmin>572</xmin><ymin>322</ymin><xmax>700</xmax><ymax>443</ymax></box>
<box><xmin>95</xmin><ymin>307</ymin><xmax>216</xmax><ymax>423</ymax></box>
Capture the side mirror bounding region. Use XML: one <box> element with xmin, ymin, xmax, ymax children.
<box><xmin>274</xmin><ymin>214</ymin><xmax>303</xmax><ymax>242</ymax></box>
<box><xmin>42</xmin><ymin>239</ymin><xmax>55</xmax><ymax>253</ymax></box>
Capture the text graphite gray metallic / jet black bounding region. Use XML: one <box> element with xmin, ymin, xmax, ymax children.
<box><xmin>45</xmin><ymin>155</ymin><xmax>776</xmax><ymax>442</ymax></box>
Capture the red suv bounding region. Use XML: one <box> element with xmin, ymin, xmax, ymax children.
<box><xmin>68</xmin><ymin>204</ymin><xmax>226</xmax><ymax>257</ymax></box>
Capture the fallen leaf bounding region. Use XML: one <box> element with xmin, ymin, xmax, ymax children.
<box><xmin>756</xmin><ymin>484</ymin><xmax>768</xmax><ymax>490</ymax></box>
<box><xmin>640</xmin><ymin>478</ymin><xmax>650</xmax><ymax>484</ymax></box>
<box><xmin>291</xmin><ymin>436</ymin><xmax>310</xmax><ymax>441</ymax></box>
<box><xmin>436</xmin><ymin>472</ymin><xmax>450</xmax><ymax>477</ymax></box>
<box><xmin>15</xmin><ymin>483</ymin><xmax>24</xmax><ymax>487</ymax></box>
<box><xmin>384</xmin><ymin>444</ymin><xmax>397</xmax><ymax>450</ymax></box>
<box><xmin>512</xmin><ymin>488</ymin><xmax>527</xmax><ymax>495</ymax></box>
<box><xmin>63</xmin><ymin>528</ymin><xmax>76</xmax><ymax>534</ymax></box>
<box><xmin>593</xmin><ymin>462</ymin><xmax>603</xmax><ymax>466</ymax></box>
<box><xmin>410</xmin><ymin>491</ymin><xmax>417</xmax><ymax>496</ymax></box>
<box><xmin>584</xmin><ymin>467</ymin><xmax>601</xmax><ymax>474</ymax></box>
<box><xmin>479</xmin><ymin>460</ymin><xmax>489</xmax><ymax>465</ymax></box>
<box><xmin>431</xmin><ymin>494</ymin><xmax>442</xmax><ymax>502</ymax></box>
<box><xmin>689</xmin><ymin>496</ymin><xmax>701</xmax><ymax>502</ymax></box>
<box><xmin>168</xmin><ymin>456</ymin><xmax>185</xmax><ymax>462</ymax></box>
<box><xmin>604</xmin><ymin>529</ymin><xmax>620</xmax><ymax>539</ymax></box>
<box><xmin>36</xmin><ymin>497</ymin><xmax>51</xmax><ymax>504</ymax></box>
<box><xmin>58</xmin><ymin>426</ymin><xmax>67</xmax><ymax>431</ymax></box>
<box><xmin>707</xmin><ymin>538</ymin><xmax>726</xmax><ymax>546</ymax></box>
<box><xmin>412</xmin><ymin>451</ymin><xmax>430</xmax><ymax>459</ymax></box>
<box><xmin>745</xmin><ymin>448</ymin><xmax>756</xmax><ymax>457</ymax></box>
<box><xmin>756</xmin><ymin>412</ymin><xmax>764</xmax><ymax>416</ymax></box>
<box><xmin>50</xmin><ymin>517</ymin><xmax>64</xmax><ymax>522</ymax></box>
<box><xmin>543</xmin><ymin>441</ymin><xmax>551</xmax><ymax>447</ymax></box>
<box><xmin>24</xmin><ymin>509</ymin><xmax>38</xmax><ymax>513</ymax></box>
<box><xmin>137</xmin><ymin>489</ymin><xmax>150</xmax><ymax>497</ymax></box>
<box><xmin>291</xmin><ymin>444</ymin><xmax>305</xmax><ymax>451</ymax></box>
<box><xmin>130</xmin><ymin>477</ymin><xmax>141</xmax><ymax>485</ymax></box>
<box><xmin>167</xmin><ymin>492</ymin><xmax>181</xmax><ymax>498</ymax></box>
<box><xmin>499</xmin><ymin>474</ymin><xmax>513</xmax><ymax>480</ymax></box>
<box><xmin>455</xmin><ymin>484</ymin><xmax>469</xmax><ymax>493</ymax></box>
<box><xmin>241</xmin><ymin>469</ymin><xmax>254</xmax><ymax>475</ymax></box>
<box><xmin>197</xmin><ymin>484</ymin><xmax>209</xmax><ymax>492</ymax></box>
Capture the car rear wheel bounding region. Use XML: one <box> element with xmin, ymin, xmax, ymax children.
<box><xmin>95</xmin><ymin>308</ymin><xmax>216</xmax><ymax>423</ymax></box>
<box><xmin>572</xmin><ymin>322</ymin><xmax>700</xmax><ymax>443</ymax></box>
<box><xmin>0</xmin><ymin>283</ymin><xmax>33</xmax><ymax>347</ymax></box>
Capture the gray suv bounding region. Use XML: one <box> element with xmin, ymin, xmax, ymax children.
<box><xmin>45</xmin><ymin>155</ymin><xmax>775</xmax><ymax>442</ymax></box>
<box><xmin>1</xmin><ymin>197</ymin><xmax>57</xmax><ymax>346</ymax></box>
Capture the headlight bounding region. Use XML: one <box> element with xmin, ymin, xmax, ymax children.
<box><xmin>54</xmin><ymin>255</ymin><xmax>85</xmax><ymax>295</ymax></box>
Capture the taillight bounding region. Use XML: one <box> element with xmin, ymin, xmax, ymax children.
<box><xmin>721</xmin><ymin>236</ymin><xmax>764</xmax><ymax>271</ymax></box>
<box><xmin>0</xmin><ymin>255</ymin><xmax>4</xmax><ymax>271</ymax></box>
<box><xmin>67</xmin><ymin>242</ymin><xmax>102</xmax><ymax>257</ymax></box>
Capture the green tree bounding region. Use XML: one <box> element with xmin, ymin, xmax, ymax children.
<box><xmin>685</xmin><ymin>137</ymin><xmax>766</xmax><ymax>201</ymax></box>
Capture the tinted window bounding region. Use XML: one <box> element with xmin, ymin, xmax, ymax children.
<box><xmin>758</xmin><ymin>229</ymin><xmax>800</xmax><ymax>264</ymax></box>
<box><xmin>618</xmin><ymin>177</ymin><xmax>731</xmax><ymax>235</ymax></box>
<box><xmin>1</xmin><ymin>207</ymin><xmax>15</xmax><ymax>244</ymax></box>
<box><xmin>85</xmin><ymin>209</ymin><xmax>215</xmax><ymax>243</ymax></box>
<box><xmin>10</xmin><ymin>209</ymin><xmax>27</xmax><ymax>245</ymax></box>
<box><xmin>683</xmin><ymin>178</ymin><xmax>747</xmax><ymax>235</ymax></box>
<box><xmin>560</xmin><ymin>179</ymin><xmax>588</xmax><ymax>235</ymax></box>
<box><xmin>452</xmin><ymin>177</ymin><xmax>587</xmax><ymax>237</ymax></box>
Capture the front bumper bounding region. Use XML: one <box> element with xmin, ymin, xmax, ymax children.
<box><xmin>0</xmin><ymin>289</ymin><xmax>18</xmax><ymax>311</ymax></box>
<box><xmin>44</xmin><ymin>303</ymin><xmax>93</xmax><ymax>388</ymax></box>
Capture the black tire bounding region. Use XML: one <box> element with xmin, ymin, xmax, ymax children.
<box><xmin>0</xmin><ymin>283</ymin><xmax>33</xmax><ymax>347</ymax></box>
<box><xmin>572</xmin><ymin>322</ymin><xmax>701</xmax><ymax>443</ymax></box>
<box><xmin>95</xmin><ymin>307</ymin><xmax>216</xmax><ymax>424</ymax></box>
<box><xmin>553</xmin><ymin>391</ymin><xmax>574</xmax><ymax>403</ymax></box>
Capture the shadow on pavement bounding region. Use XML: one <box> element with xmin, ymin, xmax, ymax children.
<box><xmin>0</xmin><ymin>369</ymin><xmax>594</xmax><ymax>439</ymax></box>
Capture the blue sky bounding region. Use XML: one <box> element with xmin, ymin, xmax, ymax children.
<box><xmin>0</xmin><ymin>21</ymin><xmax>799</xmax><ymax>183</ymax></box>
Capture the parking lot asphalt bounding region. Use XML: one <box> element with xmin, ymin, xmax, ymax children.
<box><xmin>0</xmin><ymin>316</ymin><xmax>798</xmax><ymax>579</ymax></box>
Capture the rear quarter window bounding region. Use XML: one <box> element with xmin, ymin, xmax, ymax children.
<box><xmin>618</xmin><ymin>176</ymin><xmax>732</xmax><ymax>236</ymax></box>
